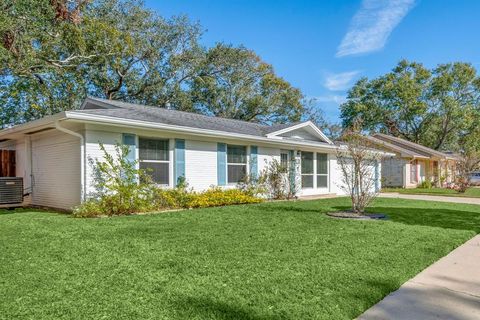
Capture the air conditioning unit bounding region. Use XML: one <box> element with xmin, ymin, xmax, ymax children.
<box><xmin>0</xmin><ymin>177</ymin><xmax>24</xmax><ymax>204</ymax></box>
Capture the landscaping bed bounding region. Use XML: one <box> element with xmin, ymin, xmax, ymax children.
<box><xmin>0</xmin><ymin>197</ymin><xmax>478</xmax><ymax>319</ymax></box>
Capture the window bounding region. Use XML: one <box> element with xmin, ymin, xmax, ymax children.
<box><xmin>316</xmin><ymin>153</ymin><xmax>328</xmax><ymax>188</ymax></box>
<box><xmin>410</xmin><ymin>160</ymin><xmax>418</xmax><ymax>183</ymax></box>
<box><xmin>227</xmin><ymin>145</ymin><xmax>247</xmax><ymax>184</ymax></box>
<box><xmin>280</xmin><ymin>151</ymin><xmax>289</xmax><ymax>169</ymax></box>
<box><xmin>301</xmin><ymin>151</ymin><xmax>314</xmax><ymax>188</ymax></box>
<box><xmin>139</xmin><ymin>138</ymin><xmax>169</xmax><ymax>185</ymax></box>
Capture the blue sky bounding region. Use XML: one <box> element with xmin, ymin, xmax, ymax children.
<box><xmin>145</xmin><ymin>0</ymin><xmax>480</xmax><ymax>123</ymax></box>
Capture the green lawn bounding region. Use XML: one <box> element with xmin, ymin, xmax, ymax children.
<box><xmin>383</xmin><ymin>186</ymin><xmax>480</xmax><ymax>198</ymax></box>
<box><xmin>1</xmin><ymin>198</ymin><xmax>478</xmax><ymax>320</ymax></box>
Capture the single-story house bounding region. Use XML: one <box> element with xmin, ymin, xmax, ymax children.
<box><xmin>0</xmin><ymin>97</ymin><xmax>384</xmax><ymax>210</ymax></box>
<box><xmin>366</xmin><ymin>133</ymin><xmax>457</xmax><ymax>188</ymax></box>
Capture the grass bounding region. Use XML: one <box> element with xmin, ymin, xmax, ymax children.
<box><xmin>383</xmin><ymin>187</ymin><xmax>480</xmax><ymax>198</ymax></box>
<box><xmin>0</xmin><ymin>197</ymin><xmax>478</xmax><ymax>320</ymax></box>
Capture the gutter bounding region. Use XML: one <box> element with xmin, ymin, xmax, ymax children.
<box><xmin>55</xmin><ymin>120</ymin><xmax>86</xmax><ymax>202</ymax></box>
<box><xmin>65</xmin><ymin>111</ymin><xmax>339</xmax><ymax>151</ymax></box>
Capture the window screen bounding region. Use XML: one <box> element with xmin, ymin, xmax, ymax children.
<box><xmin>227</xmin><ymin>145</ymin><xmax>247</xmax><ymax>184</ymax></box>
<box><xmin>139</xmin><ymin>138</ymin><xmax>169</xmax><ymax>185</ymax></box>
<box><xmin>301</xmin><ymin>152</ymin><xmax>314</xmax><ymax>188</ymax></box>
<box><xmin>316</xmin><ymin>153</ymin><xmax>328</xmax><ymax>188</ymax></box>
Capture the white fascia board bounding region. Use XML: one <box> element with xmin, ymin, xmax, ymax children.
<box><xmin>65</xmin><ymin>112</ymin><xmax>338</xmax><ymax>151</ymax></box>
<box><xmin>0</xmin><ymin>112</ymin><xmax>67</xmax><ymax>139</ymax></box>
<box><xmin>266</xmin><ymin>121</ymin><xmax>333</xmax><ymax>144</ymax></box>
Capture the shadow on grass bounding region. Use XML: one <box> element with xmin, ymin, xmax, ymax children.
<box><xmin>172</xmin><ymin>295</ymin><xmax>287</xmax><ymax>320</ymax></box>
<box><xmin>332</xmin><ymin>206</ymin><xmax>480</xmax><ymax>233</ymax></box>
<box><xmin>257</xmin><ymin>205</ymin><xmax>320</xmax><ymax>214</ymax></box>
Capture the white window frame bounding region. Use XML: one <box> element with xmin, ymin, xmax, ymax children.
<box><xmin>316</xmin><ymin>153</ymin><xmax>329</xmax><ymax>189</ymax></box>
<box><xmin>280</xmin><ymin>150</ymin><xmax>290</xmax><ymax>169</ymax></box>
<box><xmin>226</xmin><ymin>144</ymin><xmax>248</xmax><ymax>185</ymax></box>
<box><xmin>138</xmin><ymin>137</ymin><xmax>170</xmax><ymax>186</ymax></box>
<box><xmin>301</xmin><ymin>151</ymin><xmax>314</xmax><ymax>189</ymax></box>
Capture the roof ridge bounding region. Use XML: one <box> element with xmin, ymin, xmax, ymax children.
<box><xmin>87</xmin><ymin>97</ymin><xmax>279</xmax><ymax>129</ymax></box>
<box><xmin>373</xmin><ymin>133</ymin><xmax>450</xmax><ymax>158</ymax></box>
<box><xmin>364</xmin><ymin>135</ymin><xmax>427</xmax><ymax>158</ymax></box>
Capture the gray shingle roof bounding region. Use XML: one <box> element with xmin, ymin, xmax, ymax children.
<box><xmin>373</xmin><ymin>133</ymin><xmax>455</xmax><ymax>160</ymax></box>
<box><xmin>361</xmin><ymin>135</ymin><xmax>429</xmax><ymax>159</ymax></box>
<box><xmin>74</xmin><ymin>97</ymin><xmax>305</xmax><ymax>138</ymax></box>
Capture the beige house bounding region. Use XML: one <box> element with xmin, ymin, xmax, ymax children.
<box><xmin>366</xmin><ymin>134</ymin><xmax>457</xmax><ymax>188</ymax></box>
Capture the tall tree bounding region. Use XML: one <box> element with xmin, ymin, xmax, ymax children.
<box><xmin>191</xmin><ymin>44</ymin><xmax>304</xmax><ymax>124</ymax></box>
<box><xmin>340</xmin><ymin>60</ymin><xmax>480</xmax><ymax>152</ymax></box>
<box><xmin>0</xmin><ymin>0</ymin><xmax>306</xmax><ymax>128</ymax></box>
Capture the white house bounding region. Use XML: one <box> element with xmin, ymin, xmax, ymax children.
<box><xmin>0</xmin><ymin>97</ymin><xmax>382</xmax><ymax>210</ymax></box>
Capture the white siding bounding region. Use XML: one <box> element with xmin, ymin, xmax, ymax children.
<box><xmin>382</xmin><ymin>157</ymin><xmax>406</xmax><ymax>187</ymax></box>
<box><xmin>185</xmin><ymin>140</ymin><xmax>217</xmax><ymax>190</ymax></box>
<box><xmin>327</xmin><ymin>155</ymin><xmax>380</xmax><ymax>196</ymax></box>
<box><xmin>279</xmin><ymin>128</ymin><xmax>322</xmax><ymax>142</ymax></box>
<box><xmin>81</xmin><ymin>126</ymin><xmax>372</xmax><ymax>198</ymax></box>
<box><xmin>31</xmin><ymin>130</ymin><xmax>81</xmax><ymax>210</ymax></box>
<box><xmin>85</xmin><ymin>130</ymin><xmax>122</xmax><ymax>196</ymax></box>
<box><xmin>258</xmin><ymin>146</ymin><xmax>281</xmax><ymax>173</ymax></box>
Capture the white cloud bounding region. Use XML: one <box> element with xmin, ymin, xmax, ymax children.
<box><xmin>312</xmin><ymin>95</ymin><xmax>347</xmax><ymax>104</ymax></box>
<box><xmin>336</xmin><ymin>0</ymin><xmax>416</xmax><ymax>57</ymax></box>
<box><xmin>324</xmin><ymin>71</ymin><xmax>361</xmax><ymax>91</ymax></box>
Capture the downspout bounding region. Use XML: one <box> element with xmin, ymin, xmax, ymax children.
<box><xmin>55</xmin><ymin>120</ymin><xmax>86</xmax><ymax>202</ymax></box>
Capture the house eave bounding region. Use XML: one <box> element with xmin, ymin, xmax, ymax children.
<box><xmin>65</xmin><ymin>112</ymin><xmax>340</xmax><ymax>151</ymax></box>
<box><xmin>265</xmin><ymin>121</ymin><xmax>333</xmax><ymax>145</ymax></box>
<box><xmin>0</xmin><ymin>112</ymin><xmax>67</xmax><ymax>140</ymax></box>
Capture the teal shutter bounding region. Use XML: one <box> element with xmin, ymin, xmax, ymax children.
<box><xmin>122</xmin><ymin>133</ymin><xmax>136</xmax><ymax>163</ymax></box>
<box><xmin>289</xmin><ymin>150</ymin><xmax>296</xmax><ymax>193</ymax></box>
<box><xmin>174</xmin><ymin>139</ymin><xmax>185</xmax><ymax>186</ymax></box>
<box><xmin>250</xmin><ymin>146</ymin><xmax>258</xmax><ymax>179</ymax></box>
<box><xmin>217</xmin><ymin>143</ymin><xmax>227</xmax><ymax>186</ymax></box>
<box><xmin>374</xmin><ymin>160</ymin><xmax>380</xmax><ymax>192</ymax></box>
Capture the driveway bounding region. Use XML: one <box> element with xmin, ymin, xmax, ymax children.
<box><xmin>358</xmin><ymin>235</ymin><xmax>480</xmax><ymax>319</ymax></box>
<box><xmin>379</xmin><ymin>192</ymin><xmax>480</xmax><ymax>205</ymax></box>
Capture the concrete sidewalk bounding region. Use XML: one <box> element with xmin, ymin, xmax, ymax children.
<box><xmin>358</xmin><ymin>235</ymin><xmax>480</xmax><ymax>320</ymax></box>
<box><xmin>379</xmin><ymin>192</ymin><xmax>480</xmax><ymax>205</ymax></box>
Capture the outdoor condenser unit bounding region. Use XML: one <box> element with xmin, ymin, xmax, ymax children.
<box><xmin>0</xmin><ymin>177</ymin><xmax>24</xmax><ymax>204</ymax></box>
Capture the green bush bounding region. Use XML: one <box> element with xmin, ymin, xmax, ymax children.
<box><xmin>418</xmin><ymin>180</ymin><xmax>433</xmax><ymax>189</ymax></box>
<box><xmin>74</xmin><ymin>144</ymin><xmax>263</xmax><ymax>217</ymax></box>
<box><xmin>73</xmin><ymin>143</ymin><xmax>157</xmax><ymax>217</ymax></box>
<box><xmin>187</xmin><ymin>187</ymin><xmax>263</xmax><ymax>208</ymax></box>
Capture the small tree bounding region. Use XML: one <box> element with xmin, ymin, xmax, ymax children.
<box><xmin>336</xmin><ymin>133</ymin><xmax>383</xmax><ymax>214</ymax></box>
<box><xmin>455</xmin><ymin>153</ymin><xmax>480</xmax><ymax>193</ymax></box>
<box><xmin>238</xmin><ymin>157</ymin><xmax>300</xmax><ymax>200</ymax></box>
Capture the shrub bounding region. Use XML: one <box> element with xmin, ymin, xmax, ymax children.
<box><xmin>74</xmin><ymin>143</ymin><xmax>263</xmax><ymax>217</ymax></box>
<box><xmin>418</xmin><ymin>180</ymin><xmax>432</xmax><ymax>189</ymax></box>
<box><xmin>73</xmin><ymin>143</ymin><xmax>157</xmax><ymax>217</ymax></box>
<box><xmin>153</xmin><ymin>179</ymin><xmax>195</xmax><ymax>209</ymax></box>
<box><xmin>187</xmin><ymin>187</ymin><xmax>263</xmax><ymax>208</ymax></box>
<box><xmin>257</xmin><ymin>158</ymin><xmax>299</xmax><ymax>200</ymax></box>
<box><xmin>237</xmin><ymin>173</ymin><xmax>267</xmax><ymax>197</ymax></box>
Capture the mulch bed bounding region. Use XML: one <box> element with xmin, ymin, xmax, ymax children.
<box><xmin>327</xmin><ymin>211</ymin><xmax>388</xmax><ymax>220</ymax></box>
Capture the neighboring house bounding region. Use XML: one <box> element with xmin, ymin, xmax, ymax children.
<box><xmin>366</xmin><ymin>133</ymin><xmax>457</xmax><ymax>188</ymax></box>
<box><xmin>0</xmin><ymin>97</ymin><xmax>383</xmax><ymax>210</ymax></box>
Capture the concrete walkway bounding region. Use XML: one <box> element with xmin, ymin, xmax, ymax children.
<box><xmin>379</xmin><ymin>192</ymin><xmax>480</xmax><ymax>205</ymax></box>
<box><xmin>358</xmin><ymin>235</ymin><xmax>480</xmax><ymax>320</ymax></box>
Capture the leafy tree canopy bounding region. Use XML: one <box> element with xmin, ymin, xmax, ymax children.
<box><xmin>340</xmin><ymin>60</ymin><xmax>480</xmax><ymax>153</ymax></box>
<box><xmin>0</xmin><ymin>0</ymin><xmax>308</xmax><ymax>127</ymax></box>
